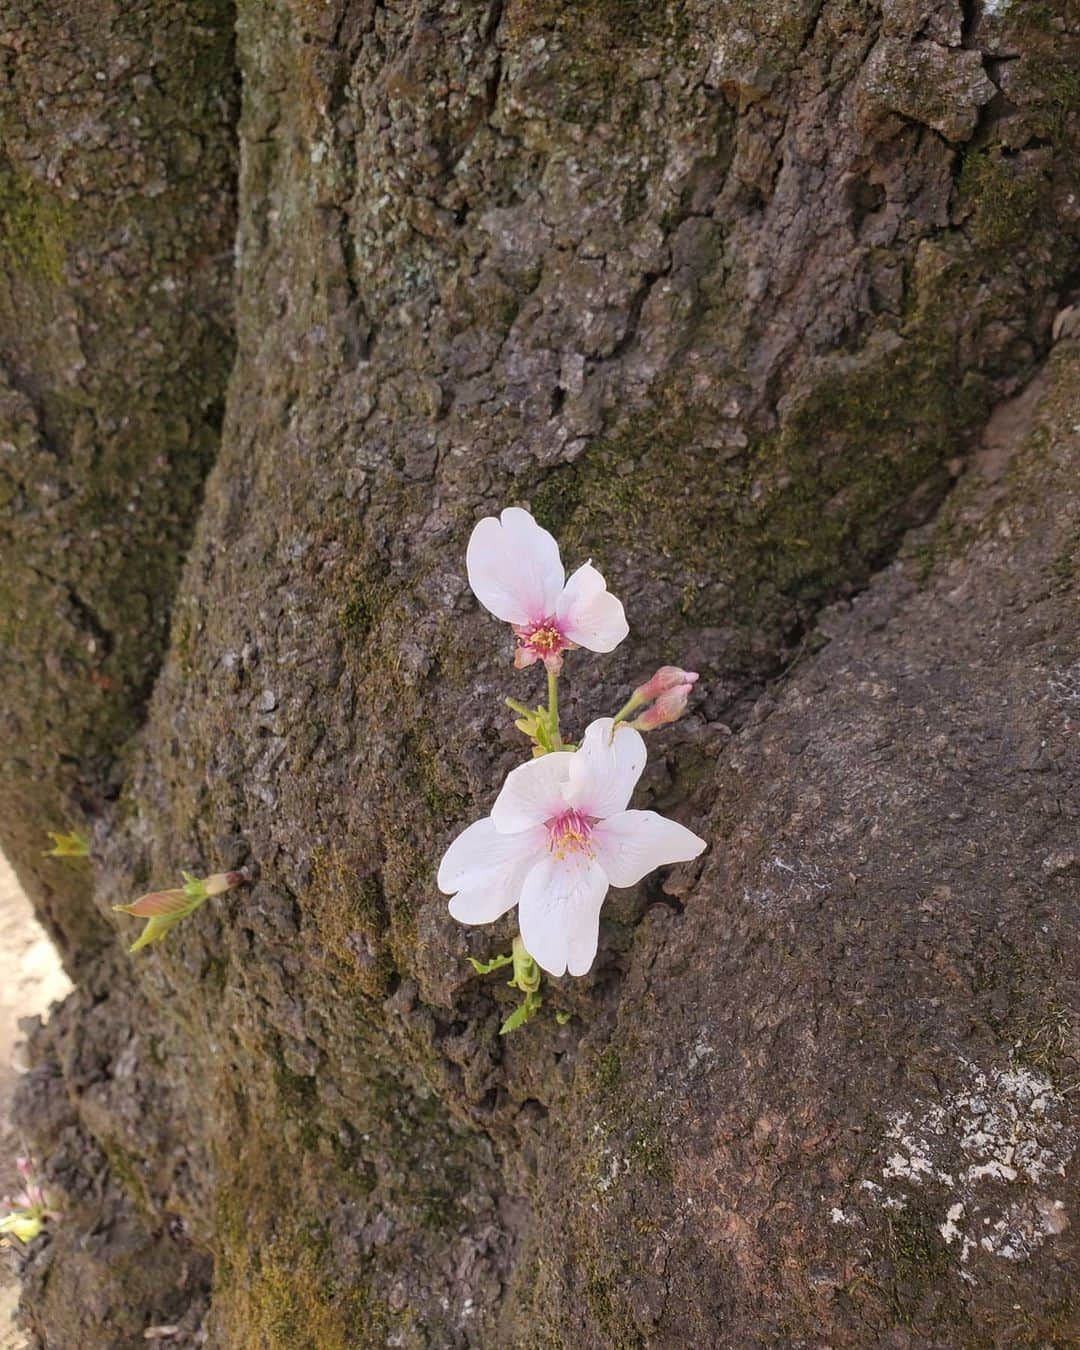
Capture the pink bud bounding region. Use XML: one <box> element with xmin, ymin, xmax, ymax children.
<box><xmin>629</xmin><ymin>683</ymin><xmax>695</xmax><ymax>731</ymax></box>
<box><xmin>22</xmin><ymin>1183</ymin><xmax>46</xmax><ymax>1209</ymax></box>
<box><xmin>202</xmin><ymin>870</ymin><xmax>248</xmax><ymax>897</ymax></box>
<box><xmin>633</xmin><ymin>666</ymin><xmax>699</xmax><ymax>704</ymax></box>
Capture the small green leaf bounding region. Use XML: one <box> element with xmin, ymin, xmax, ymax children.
<box><xmin>555</xmin><ymin>1010</ymin><xmax>572</xmax><ymax>1026</ymax></box>
<box><xmin>506</xmin><ymin>697</ymin><xmax>563</xmax><ymax>754</ymax></box>
<box><xmin>128</xmin><ymin>912</ymin><xmax>190</xmax><ymax>953</ymax></box>
<box><xmin>181</xmin><ymin>873</ymin><xmax>208</xmax><ymax>901</ymax></box>
<box><xmin>43</xmin><ymin>830</ymin><xmax>89</xmax><ymax>858</ymax></box>
<box><xmin>499</xmin><ymin>990</ymin><xmax>542</xmax><ymax>1035</ymax></box>
<box><xmin>468</xmin><ymin>953</ymin><xmax>514</xmax><ymax>976</ymax></box>
<box><xmin>0</xmin><ymin>1211</ymin><xmax>43</xmax><ymax>1243</ymax></box>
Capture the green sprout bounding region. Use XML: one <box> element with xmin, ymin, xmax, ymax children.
<box><xmin>468</xmin><ymin>935</ymin><xmax>555</xmax><ymax>1034</ymax></box>
<box><xmin>114</xmin><ymin>868</ymin><xmax>250</xmax><ymax>954</ymax></box>
<box><xmin>505</xmin><ymin>697</ymin><xmax>565</xmax><ymax>756</ymax></box>
<box><xmin>43</xmin><ymin>830</ymin><xmax>90</xmax><ymax>858</ymax></box>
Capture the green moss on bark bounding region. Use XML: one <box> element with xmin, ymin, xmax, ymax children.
<box><xmin>0</xmin><ymin>157</ymin><xmax>70</xmax><ymax>281</ymax></box>
<box><xmin>0</xmin><ymin>0</ymin><xmax>239</xmax><ymax>970</ymax></box>
<box><xmin>533</xmin><ymin>325</ymin><xmax>987</xmax><ymax>651</ymax></box>
<box><xmin>305</xmin><ymin>846</ymin><xmax>394</xmax><ymax>999</ymax></box>
<box><xmin>216</xmin><ymin>1226</ymin><xmax>398</xmax><ymax>1349</ymax></box>
<box><xmin>956</xmin><ymin>151</ymin><xmax>1045</xmax><ymax>253</ymax></box>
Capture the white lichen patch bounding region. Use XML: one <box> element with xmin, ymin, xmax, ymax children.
<box><xmin>593</xmin><ymin>1150</ymin><xmax>629</xmax><ymax>1194</ymax></box>
<box><xmin>940</xmin><ymin>1201</ymin><xmax>965</xmax><ymax>1242</ymax></box>
<box><xmin>886</xmin><ymin>1062</ymin><xmax>1071</xmax><ymax>1193</ymax></box>
<box><xmin>687</xmin><ymin>1030</ymin><xmax>717</xmax><ymax>1073</ymax></box>
<box><xmin>852</xmin><ymin>1059</ymin><xmax>1075</xmax><ymax>1272</ymax></box>
<box><xmin>939</xmin><ymin>1201</ymin><xmax>978</xmax><ymax>1264</ymax></box>
<box><xmin>744</xmin><ymin>855</ymin><xmax>831</xmax><ymax>915</ymax></box>
<box><xmin>589</xmin><ymin>1122</ymin><xmax>630</xmax><ymax>1195</ymax></box>
<box><xmin>1048</xmin><ymin>662</ymin><xmax>1080</xmax><ymax>707</ymax></box>
<box><xmin>883</xmin><ymin>1147</ymin><xmax>954</xmax><ymax>1186</ymax></box>
<box><xmin>979</xmin><ymin>1197</ymin><xmax>1069</xmax><ymax>1261</ymax></box>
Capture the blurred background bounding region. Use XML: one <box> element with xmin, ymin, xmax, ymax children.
<box><xmin>0</xmin><ymin>858</ymin><xmax>68</xmax><ymax>1350</ymax></box>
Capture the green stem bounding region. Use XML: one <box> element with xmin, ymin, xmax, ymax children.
<box><xmin>608</xmin><ymin>691</ymin><xmax>649</xmax><ymax>742</ymax></box>
<box><xmin>547</xmin><ymin>667</ymin><xmax>562</xmax><ymax>748</ymax></box>
<box><xmin>511</xmin><ymin>935</ymin><xmax>542</xmax><ymax>994</ymax></box>
<box><xmin>611</xmin><ymin>695</ymin><xmax>641</xmax><ymax>727</ymax></box>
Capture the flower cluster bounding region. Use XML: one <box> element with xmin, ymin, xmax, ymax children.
<box><xmin>0</xmin><ymin>1157</ymin><xmax>61</xmax><ymax>1246</ymax></box>
<box><xmin>440</xmin><ymin>507</ymin><xmax>706</xmax><ymax>1029</ymax></box>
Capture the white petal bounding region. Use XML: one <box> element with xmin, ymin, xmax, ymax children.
<box><xmin>593</xmin><ymin>809</ymin><xmax>706</xmax><ymax>888</ymax></box>
<box><xmin>518</xmin><ymin>853</ymin><xmax>609</xmax><ymax>977</ymax></box>
<box><xmin>555</xmin><ymin>561</ymin><xmax>628</xmax><ymax>653</ymax></box>
<box><xmin>563</xmin><ymin>718</ymin><xmax>646</xmax><ymax>819</ymax></box>
<box><xmin>491</xmin><ymin>751</ymin><xmax>574</xmax><ymax>833</ymax></box>
<box><xmin>439</xmin><ymin>817</ymin><xmax>546</xmax><ymax>925</ymax></box>
<box><xmin>465</xmin><ymin>507</ymin><xmax>565</xmax><ymax>625</ymax></box>
<box><xmin>446</xmin><ymin>859</ymin><xmax>533</xmax><ymax>925</ymax></box>
<box><xmin>437</xmin><ymin>817</ymin><xmax>546</xmax><ymax>892</ymax></box>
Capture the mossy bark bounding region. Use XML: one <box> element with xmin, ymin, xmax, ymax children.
<box><xmin>0</xmin><ymin>1</ymin><xmax>238</xmax><ymax>971</ymax></box>
<box><xmin>3</xmin><ymin>2</ymin><xmax>1079</xmax><ymax>1346</ymax></box>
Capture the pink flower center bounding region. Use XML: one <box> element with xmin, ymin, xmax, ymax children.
<box><xmin>515</xmin><ymin>615</ymin><xmax>570</xmax><ymax>659</ymax></box>
<box><xmin>546</xmin><ymin>807</ymin><xmax>596</xmax><ymax>860</ymax></box>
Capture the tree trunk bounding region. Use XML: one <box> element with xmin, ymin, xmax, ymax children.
<box><xmin>2</xmin><ymin>2</ymin><xmax>1078</xmax><ymax>1345</ymax></box>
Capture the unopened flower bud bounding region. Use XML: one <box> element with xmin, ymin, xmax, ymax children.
<box><xmin>616</xmin><ymin>667</ymin><xmax>700</xmax><ymax>721</ymax></box>
<box><xmin>634</xmin><ymin>666</ymin><xmax>699</xmax><ymax>704</ymax></box>
<box><xmin>114</xmin><ymin>888</ymin><xmax>189</xmax><ymax>918</ymax></box>
<box><xmin>629</xmin><ymin>682</ymin><xmax>695</xmax><ymax>730</ymax></box>
<box><xmin>201</xmin><ymin>870</ymin><xmax>248</xmax><ymax>898</ymax></box>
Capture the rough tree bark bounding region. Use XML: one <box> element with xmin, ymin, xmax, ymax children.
<box><xmin>1</xmin><ymin>1</ymin><xmax>1077</xmax><ymax>1346</ymax></box>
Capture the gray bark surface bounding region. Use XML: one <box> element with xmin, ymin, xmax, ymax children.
<box><xmin>1</xmin><ymin>1</ymin><xmax>1077</xmax><ymax>1346</ymax></box>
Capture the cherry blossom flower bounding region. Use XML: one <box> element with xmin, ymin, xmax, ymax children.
<box><xmin>439</xmin><ymin>718</ymin><xmax>705</xmax><ymax>976</ymax></box>
<box><xmin>0</xmin><ymin>1158</ymin><xmax>61</xmax><ymax>1245</ymax></box>
<box><xmin>466</xmin><ymin>507</ymin><xmax>628</xmax><ymax>672</ymax></box>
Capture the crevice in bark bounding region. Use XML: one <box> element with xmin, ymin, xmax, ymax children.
<box><xmin>483</xmin><ymin>0</ymin><xmax>506</xmax><ymax>120</ymax></box>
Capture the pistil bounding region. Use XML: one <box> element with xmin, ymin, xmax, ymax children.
<box><xmin>547</xmin><ymin>808</ymin><xmax>596</xmax><ymax>860</ymax></box>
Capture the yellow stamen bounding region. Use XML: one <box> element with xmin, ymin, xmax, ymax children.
<box><xmin>530</xmin><ymin>625</ymin><xmax>562</xmax><ymax>651</ymax></box>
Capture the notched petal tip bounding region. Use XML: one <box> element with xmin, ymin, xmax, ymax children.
<box><xmin>556</xmin><ymin>561</ymin><xmax>629</xmax><ymax>654</ymax></box>
<box><xmin>466</xmin><ymin>507</ymin><xmax>565</xmax><ymax>626</ymax></box>
<box><xmin>518</xmin><ymin>854</ymin><xmax>608</xmax><ymax>979</ymax></box>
